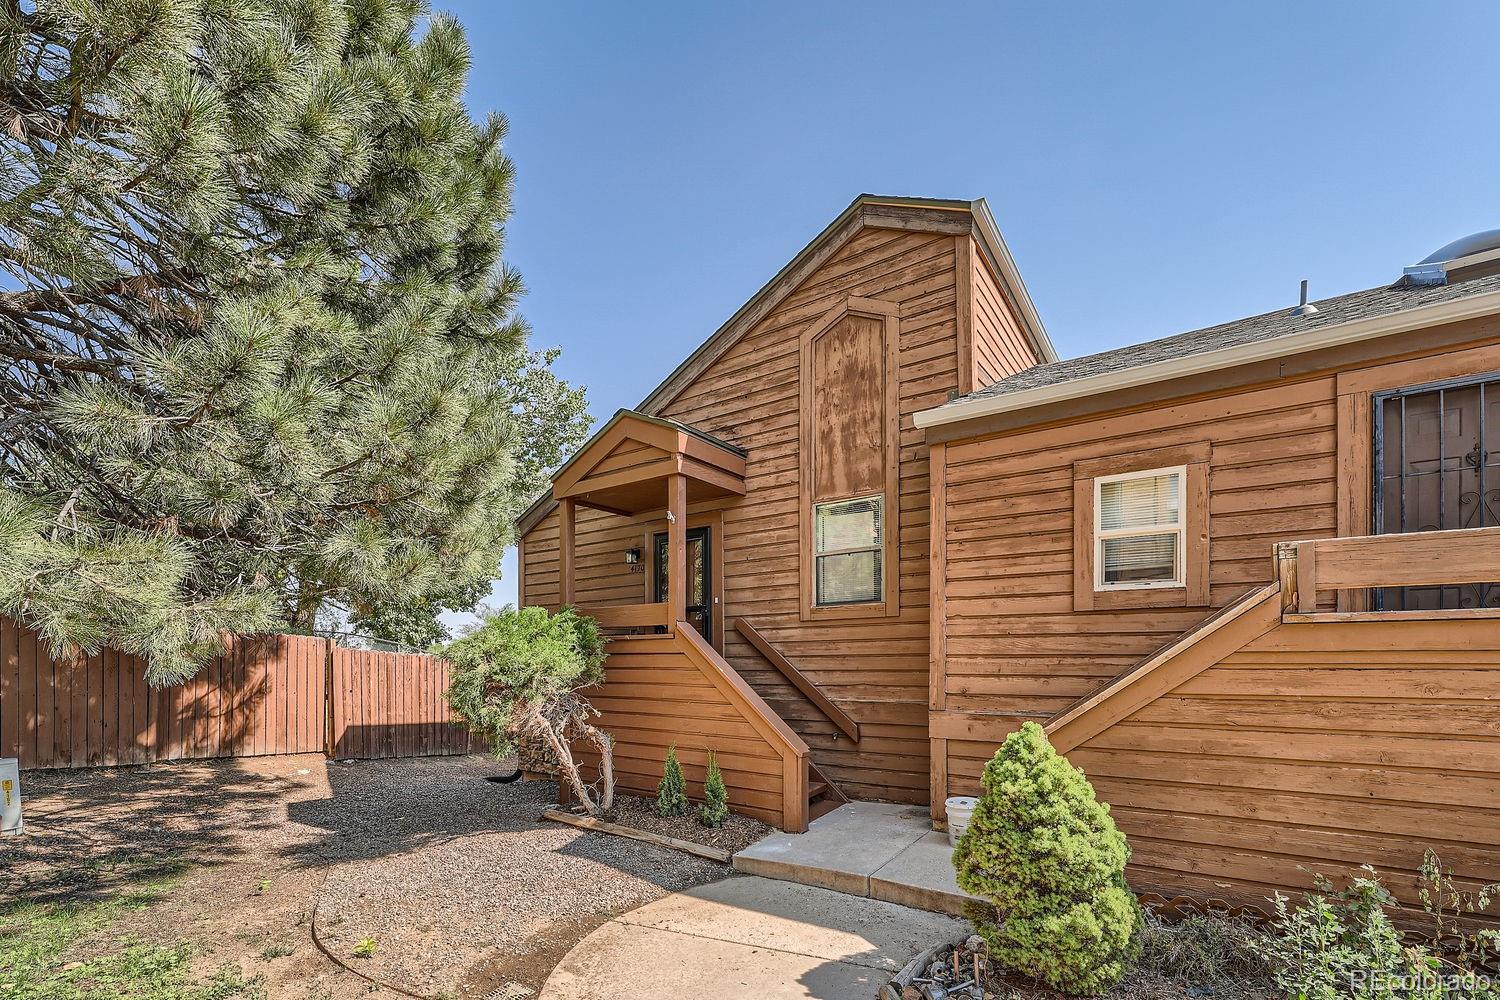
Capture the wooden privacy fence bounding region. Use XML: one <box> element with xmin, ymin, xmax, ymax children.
<box><xmin>328</xmin><ymin>646</ymin><xmax>475</xmax><ymax>760</ymax></box>
<box><xmin>0</xmin><ymin>617</ymin><xmax>475</xmax><ymax>770</ymax></box>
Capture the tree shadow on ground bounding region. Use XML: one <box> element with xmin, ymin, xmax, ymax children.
<box><xmin>279</xmin><ymin>753</ymin><xmax>554</xmax><ymax>865</ymax></box>
<box><xmin>0</xmin><ymin>756</ymin><xmax>295</xmax><ymax>905</ymax></box>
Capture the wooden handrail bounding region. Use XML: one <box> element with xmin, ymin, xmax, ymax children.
<box><xmin>1276</xmin><ymin>525</ymin><xmax>1500</xmax><ymax>614</ymax></box>
<box><xmin>578</xmin><ymin>603</ymin><xmax>671</xmax><ymax>630</ymax></box>
<box><xmin>674</xmin><ymin>623</ymin><xmax>810</xmax><ymax>832</ymax></box>
<box><xmin>734</xmin><ymin>619</ymin><xmax>860</xmax><ymax>743</ymax></box>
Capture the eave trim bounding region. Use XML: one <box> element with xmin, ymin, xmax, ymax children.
<box><xmin>914</xmin><ymin>286</ymin><xmax>1500</xmax><ymax>431</ymax></box>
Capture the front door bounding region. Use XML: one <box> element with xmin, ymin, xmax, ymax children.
<box><xmin>653</xmin><ymin>526</ymin><xmax>712</xmax><ymax>642</ymax></box>
<box><xmin>1373</xmin><ymin>371</ymin><xmax>1500</xmax><ymax>609</ymax></box>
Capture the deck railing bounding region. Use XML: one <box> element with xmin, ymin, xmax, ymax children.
<box><xmin>1275</xmin><ymin>525</ymin><xmax>1500</xmax><ymax>618</ymax></box>
<box><xmin>577</xmin><ymin>602</ymin><xmax>673</xmax><ymax>632</ymax></box>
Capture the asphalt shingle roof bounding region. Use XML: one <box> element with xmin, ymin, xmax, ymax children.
<box><xmin>943</xmin><ymin>273</ymin><xmax>1500</xmax><ymax>407</ymax></box>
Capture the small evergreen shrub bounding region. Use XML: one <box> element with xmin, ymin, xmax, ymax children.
<box><xmin>656</xmin><ymin>745</ymin><xmax>687</xmax><ymax>817</ymax></box>
<box><xmin>699</xmin><ymin>751</ymin><xmax>729</xmax><ymax>827</ymax></box>
<box><xmin>444</xmin><ymin>606</ymin><xmax>614</xmax><ymax>813</ymax></box>
<box><xmin>953</xmin><ymin>722</ymin><xmax>1141</xmax><ymax>995</ymax></box>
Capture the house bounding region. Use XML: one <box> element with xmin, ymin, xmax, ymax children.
<box><xmin>516</xmin><ymin>195</ymin><xmax>1050</xmax><ymax>829</ymax></box>
<box><xmin>517</xmin><ymin>196</ymin><xmax>1500</xmax><ymax>908</ymax></box>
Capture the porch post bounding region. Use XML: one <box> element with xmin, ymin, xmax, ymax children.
<box><xmin>666</xmin><ymin>473</ymin><xmax>687</xmax><ymax>626</ymax></box>
<box><xmin>559</xmin><ymin>496</ymin><xmax>576</xmax><ymax>607</ymax></box>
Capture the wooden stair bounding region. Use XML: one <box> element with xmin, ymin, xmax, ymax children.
<box><xmin>807</xmin><ymin>759</ymin><xmax>846</xmax><ymax>821</ymax></box>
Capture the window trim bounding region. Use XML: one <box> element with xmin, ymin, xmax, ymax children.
<box><xmin>798</xmin><ymin>295</ymin><xmax>902</xmax><ymax>622</ymax></box>
<box><xmin>1092</xmin><ymin>465</ymin><xmax>1187</xmax><ymax>592</ymax></box>
<box><xmin>812</xmin><ymin>492</ymin><xmax>885</xmax><ymax>608</ymax></box>
<box><xmin>1072</xmin><ymin>443</ymin><xmax>1211</xmax><ymax>612</ymax></box>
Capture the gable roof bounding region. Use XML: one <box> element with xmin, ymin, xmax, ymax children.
<box><xmin>635</xmin><ymin>194</ymin><xmax>1055</xmax><ymax>416</ymax></box>
<box><xmin>517</xmin><ymin>194</ymin><xmax>1054</xmax><ymax>536</ymax></box>
<box><xmin>915</xmin><ymin>272</ymin><xmax>1500</xmax><ymax>431</ymax></box>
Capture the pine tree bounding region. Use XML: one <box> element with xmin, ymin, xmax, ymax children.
<box><xmin>656</xmin><ymin>745</ymin><xmax>687</xmax><ymax>817</ymax></box>
<box><xmin>953</xmin><ymin>722</ymin><xmax>1142</xmax><ymax>995</ymax></box>
<box><xmin>698</xmin><ymin>750</ymin><xmax>728</xmax><ymax>828</ymax></box>
<box><xmin>0</xmin><ymin>1</ymin><xmax>590</xmax><ymax>681</ymax></box>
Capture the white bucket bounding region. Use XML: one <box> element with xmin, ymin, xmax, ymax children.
<box><xmin>0</xmin><ymin>758</ymin><xmax>21</xmax><ymax>837</ymax></box>
<box><xmin>945</xmin><ymin>796</ymin><xmax>978</xmax><ymax>846</ymax></box>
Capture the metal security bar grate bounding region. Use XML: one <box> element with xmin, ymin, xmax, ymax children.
<box><xmin>1373</xmin><ymin>371</ymin><xmax>1500</xmax><ymax>610</ymax></box>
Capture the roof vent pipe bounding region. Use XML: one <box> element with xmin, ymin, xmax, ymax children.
<box><xmin>1289</xmin><ymin>279</ymin><xmax>1319</xmax><ymax>317</ymax></box>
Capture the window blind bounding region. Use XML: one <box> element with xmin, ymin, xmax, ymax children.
<box><xmin>1098</xmin><ymin>473</ymin><xmax>1181</xmax><ymax>532</ymax></box>
<box><xmin>1095</xmin><ymin>469</ymin><xmax>1183</xmax><ymax>587</ymax></box>
<box><xmin>814</xmin><ymin>494</ymin><xmax>883</xmax><ymax>606</ymax></box>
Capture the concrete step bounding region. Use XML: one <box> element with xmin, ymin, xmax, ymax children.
<box><xmin>732</xmin><ymin>801</ymin><xmax>982</xmax><ymax>918</ymax></box>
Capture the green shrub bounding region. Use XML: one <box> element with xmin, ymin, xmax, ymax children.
<box><xmin>953</xmin><ymin>721</ymin><xmax>1141</xmax><ymax>995</ymax></box>
<box><xmin>699</xmin><ymin>751</ymin><xmax>728</xmax><ymax>827</ymax></box>
<box><xmin>1253</xmin><ymin>870</ymin><xmax>1442</xmax><ymax>1000</ymax></box>
<box><xmin>1419</xmin><ymin>849</ymin><xmax>1500</xmax><ymax>969</ymax></box>
<box><xmin>444</xmin><ymin>606</ymin><xmax>614</xmax><ymax>812</ymax></box>
<box><xmin>656</xmin><ymin>745</ymin><xmax>687</xmax><ymax>817</ymax></box>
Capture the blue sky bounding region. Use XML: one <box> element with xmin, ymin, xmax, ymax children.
<box><xmin>439</xmin><ymin>1</ymin><xmax>1500</xmax><ymax>626</ymax></box>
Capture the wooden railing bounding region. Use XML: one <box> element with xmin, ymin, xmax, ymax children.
<box><xmin>675</xmin><ymin>624</ymin><xmax>811</xmax><ymax>831</ymax></box>
<box><xmin>578</xmin><ymin>602</ymin><xmax>672</xmax><ymax>631</ymax></box>
<box><xmin>1275</xmin><ymin>525</ymin><xmax>1500</xmax><ymax>618</ymax></box>
<box><xmin>734</xmin><ymin>619</ymin><xmax>860</xmax><ymax>743</ymax></box>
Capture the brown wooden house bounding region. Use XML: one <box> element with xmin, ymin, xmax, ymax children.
<box><xmin>918</xmin><ymin>232</ymin><xmax>1500</xmax><ymax>909</ymax></box>
<box><xmin>515</xmin><ymin>195</ymin><xmax>1053</xmax><ymax>829</ymax></box>
<box><xmin>519</xmin><ymin>197</ymin><xmax>1500</xmax><ymax>910</ymax></box>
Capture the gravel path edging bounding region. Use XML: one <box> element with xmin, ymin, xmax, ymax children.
<box><xmin>541</xmin><ymin>808</ymin><xmax>733</xmax><ymax>864</ymax></box>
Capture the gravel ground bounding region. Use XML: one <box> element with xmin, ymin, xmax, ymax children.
<box><xmin>603</xmin><ymin>792</ymin><xmax>773</xmax><ymax>854</ymax></box>
<box><xmin>4</xmin><ymin>753</ymin><xmax>736</xmax><ymax>999</ymax></box>
<box><xmin>313</xmin><ymin>762</ymin><xmax>731</xmax><ymax>996</ymax></box>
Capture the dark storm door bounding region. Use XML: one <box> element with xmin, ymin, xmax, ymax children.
<box><xmin>653</xmin><ymin>526</ymin><xmax>712</xmax><ymax>642</ymax></box>
<box><xmin>1373</xmin><ymin>371</ymin><xmax>1500</xmax><ymax>610</ymax></box>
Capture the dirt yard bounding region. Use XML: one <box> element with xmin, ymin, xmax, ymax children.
<box><xmin>1</xmin><ymin>754</ymin><xmax>734</xmax><ymax>999</ymax></box>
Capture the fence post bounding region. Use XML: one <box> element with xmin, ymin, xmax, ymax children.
<box><xmin>323</xmin><ymin>638</ymin><xmax>335</xmax><ymax>759</ymax></box>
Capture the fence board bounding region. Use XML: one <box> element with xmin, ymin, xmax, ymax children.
<box><xmin>0</xmin><ymin>617</ymin><xmax>476</xmax><ymax>770</ymax></box>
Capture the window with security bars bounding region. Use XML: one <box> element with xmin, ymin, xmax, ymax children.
<box><xmin>1374</xmin><ymin>372</ymin><xmax>1500</xmax><ymax>610</ymax></box>
<box><xmin>1094</xmin><ymin>467</ymin><xmax>1185</xmax><ymax>589</ymax></box>
<box><xmin>813</xmin><ymin>494</ymin><xmax>883</xmax><ymax>606</ymax></box>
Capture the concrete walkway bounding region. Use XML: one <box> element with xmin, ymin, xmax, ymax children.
<box><xmin>539</xmin><ymin>875</ymin><xmax>966</xmax><ymax>1000</ymax></box>
<box><xmin>732</xmin><ymin>802</ymin><xmax>981</xmax><ymax>916</ymax></box>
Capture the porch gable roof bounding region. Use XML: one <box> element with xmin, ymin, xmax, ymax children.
<box><xmin>549</xmin><ymin>409</ymin><xmax>746</xmax><ymax>516</ymax></box>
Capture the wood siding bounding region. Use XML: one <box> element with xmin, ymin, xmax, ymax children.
<box><xmin>929</xmin><ymin>319</ymin><xmax>1500</xmax><ymax>901</ymax></box>
<box><xmin>521</xmin><ymin>224</ymin><xmax>1041</xmax><ymax>806</ymax></box>
<box><xmin>932</xmin><ymin>327</ymin><xmax>1500</xmax><ymax>789</ymax></box>
<box><xmin>1075</xmin><ymin>616</ymin><xmax>1500</xmax><ymax>910</ymax></box>
<box><xmin>968</xmin><ymin>236</ymin><xmax>1037</xmax><ymax>391</ymax></box>
<box><xmin>574</xmin><ymin>630</ymin><xmax>807</xmax><ymax>829</ymax></box>
<box><xmin>934</xmin><ymin>372</ymin><xmax>1345</xmax><ymax>781</ymax></box>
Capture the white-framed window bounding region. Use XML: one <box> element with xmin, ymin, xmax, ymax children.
<box><xmin>1094</xmin><ymin>466</ymin><xmax>1185</xmax><ymax>590</ymax></box>
<box><xmin>813</xmin><ymin>494</ymin><xmax>884</xmax><ymax>606</ymax></box>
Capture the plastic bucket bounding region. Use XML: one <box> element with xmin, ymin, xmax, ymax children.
<box><xmin>945</xmin><ymin>796</ymin><xmax>978</xmax><ymax>846</ymax></box>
